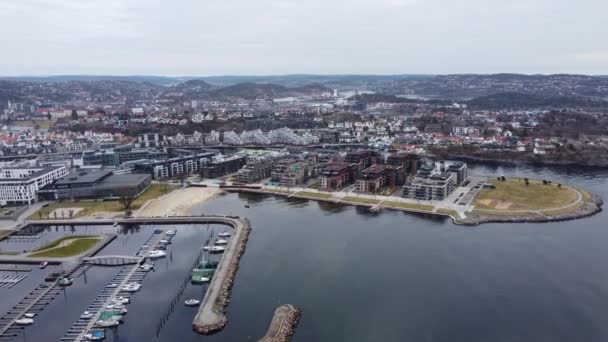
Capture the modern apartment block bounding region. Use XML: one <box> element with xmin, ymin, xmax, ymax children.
<box><xmin>356</xmin><ymin>164</ymin><xmax>404</xmax><ymax>193</ymax></box>
<box><xmin>0</xmin><ymin>165</ymin><xmax>68</xmax><ymax>205</ymax></box>
<box><xmin>318</xmin><ymin>161</ymin><xmax>357</xmax><ymax>191</ymax></box>
<box><xmin>236</xmin><ymin>160</ymin><xmax>274</xmax><ymax>184</ymax></box>
<box><xmin>402</xmin><ymin>160</ymin><xmax>467</xmax><ymax>201</ymax></box>
<box><xmin>137</xmin><ymin>133</ymin><xmax>167</xmax><ymax>148</ymax></box>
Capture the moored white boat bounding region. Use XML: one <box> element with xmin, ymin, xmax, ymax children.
<box><xmin>16</xmin><ymin>318</ymin><xmax>34</xmax><ymax>325</ymax></box>
<box><xmin>210</xmin><ymin>246</ymin><xmax>225</xmax><ymax>253</ymax></box>
<box><xmin>214</xmin><ymin>239</ymin><xmax>228</xmax><ymax>245</ymax></box>
<box><xmin>95</xmin><ymin>319</ymin><xmax>119</xmax><ymax>328</ymax></box>
<box><xmin>39</xmin><ymin>261</ymin><xmax>48</xmax><ymax>269</ymax></box>
<box><xmin>139</xmin><ymin>263</ymin><xmax>154</xmax><ymax>271</ymax></box>
<box><xmin>184</xmin><ymin>299</ymin><xmax>200</xmax><ymax>306</ymax></box>
<box><xmin>80</xmin><ymin>311</ymin><xmax>94</xmax><ymax>319</ymax></box>
<box><xmin>121</xmin><ymin>283</ymin><xmax>141</xmax><ymax>292</ymax></box>
<box><xmin>110</xmin><ymin>296</ymin><xmax>130</xmax><ymax>304</ymax></box>
<box><xmin>165</xmin><ymin>230</ymin><xmax>177</xmax><ymax>236</ymax></box>
<box><xmin>218</xmin><ymin>231</ymin><xmax>231</xmax><ymax>238</ymax></box>
<box><xmin>23</xmin><ymin>313</ymin><xmax>35</xmax><ymax>318</ymax></box>
<box><xmin>148</xmin><ymin>250</ymin><xmax>167</xmax><ymax>259</ymax></box>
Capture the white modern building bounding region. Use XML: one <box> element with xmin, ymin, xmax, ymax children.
<box><xmin>0</xmin><ymin>166</ymin><xmax>68</xmax><ymax>206</ymax></box>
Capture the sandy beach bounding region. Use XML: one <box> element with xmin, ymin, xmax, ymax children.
<box><xmin>136</xmin><ymin>187</ymin><xmax>223</xmax><ymax>217</ymax></box>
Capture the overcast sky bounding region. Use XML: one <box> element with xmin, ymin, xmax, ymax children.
<box><xmin>1</xmin><ymin>0</ymin><xmax>607</xmax><ymax>76</ymax></box>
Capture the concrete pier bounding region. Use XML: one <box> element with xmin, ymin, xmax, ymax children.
<box><xmin>258</xmin><ymin>304</ymin><xmax>301</xmax><ymax>342</ymax></box>
<box><xmin>192</xmin><ymin>217</ymin><xmax>251</xmax><ymax>334</ymax></box>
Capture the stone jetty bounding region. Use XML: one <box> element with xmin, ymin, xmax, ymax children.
<box><xmin>192</xmin><ymin>217</ymin><xmax>252</xmax><ymax>334</ymax></box>
<box><xmin>258</xmin><ymin>304</ymin><xmax>301</xmax><ymax>342</ymax></box>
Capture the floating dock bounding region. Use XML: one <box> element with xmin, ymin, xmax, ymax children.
<box><xmin>192</xmin><ymin>217</ymin><xmax>251</xmax><ymax>334</ymax></box>
<box><xmin>258</xmin><ymin>304</ymin><xmax>301</xmax><ymax>342</ymax></box>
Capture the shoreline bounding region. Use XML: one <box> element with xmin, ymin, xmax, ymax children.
<box><xmin>136</xmin><ymin>187</ymin><xmax>223</xmax><ymax>217</ymax></box>
<box><xmin>224</xmin><ymin>187</ymin><xmax>603</xmax><ymax>226</ymax></box>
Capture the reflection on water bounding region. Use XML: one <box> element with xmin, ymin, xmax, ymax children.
<box><xmin>5</xmin><ymin>163</ymin><xmax>608</xmax><ymax>342</ymax></box>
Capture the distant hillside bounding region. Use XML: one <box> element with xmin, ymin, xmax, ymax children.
<box><xmin>160</xmin><ymin>79</ymin><xmax>216</xmax><ymax>98</ymax></box>
<box><xmin>349</xmin><ymin>93</ymin><xmax>419</xmax><ymax>104</ymax></box>
<box><xmin>208</xmin><ymin>82</ymin><xmax>330</xmax><ymax>100</ymax></box>
<box><xmin>0</xmin><ymin>75</ymin><xmax>181</xmax><ymax>85</ymax></box>
<box><xmin>466</xmin><ymin>92</ymin><xmax>607</xmax><ymax>109</ymax></box>
<box><xmin>393</xmin><ymin>74</ymin><xmax>608</xmax><ymax>99</ymax></box>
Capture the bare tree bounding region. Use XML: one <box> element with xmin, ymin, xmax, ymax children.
<box><xmin>119</xmin><ymin>194</ymin><xmax>137</xmax><ymax>210</ymax></box>
<box><xmin>68</xmin><ymin>209</ymin><xmax>74</xmax><ymax>219</ymax></box>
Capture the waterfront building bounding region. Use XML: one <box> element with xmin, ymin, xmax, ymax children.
<box><xmin>356</xmin><ymin>164</ymin><xmax>404</xmax><ymax>193</ymax></box>
<box><xmin>236</xmin><ymin>160</ymin><xmax>274</xmax><ymax>184</ymax></box>
<box><xmin>0</xmin><ymin>165</ymin><xmax>68</xmax><ymax>205</ymax></box>
<box><xmin>401</xmin><ymin>160</ymin><xmax>467</xmax><ymax>200</ymax></box>
<box><xmin>52</xmin><ymin>169</ymin><xmax>151</xmax><ymax>200</ymax></box>
<box><xmin>318</xmin><ymin>161</ymin><xmax>357</xmax><ymax>191</ymax></box>
<box><xmin>200</xmin><ymin>154</ymin><xmax>247</xmax><ymax>179</ymax></box>
<box><xmin>402</xmin><ymin>172</ymin><xmax>455</xmax><ymax>201</ymax></box>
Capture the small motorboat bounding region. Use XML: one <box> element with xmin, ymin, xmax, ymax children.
<box><xmin>184</xmin><ymin>299</ymin><xmax>200</xmax><ymax>307</ymax></box>
<box><xmin>165</xmin><ymin>230</ymin><xmax>177</xmax><ymax>236</ymax></box>
<box><xmin>244</xmin><ymin>204</ymin><xmax>250</xmax><ymax>208</ymax></box>
<box><xmin>83</xmin><ymin>330</ymin><xmax>105</xmax><ymax>341</ymax></box>
<box><xmin>148</xmin><ymin>250</ymin><xmax>167</xmax><ymax>259</ymax></box>
<box><xmin>156</xmin><ymin>245</ymin><xmax>167</xmax><ymax>250</ymax></box>
<box><xmin>58</xmin><ymin>277</ymin><xmax>73</xmax><ymax>286</ymax></box>
<box><xmin>80</xmin><ymin>311</ymin><xmax>95</xmax><ymax>320</ymax></box>
<box><xmin>121</xmin><ymin>283</ymin><xmax>141</xmax><ymax>292</ymax></box>
<box><xmin>214</xmin><ymin>239</ymin><xmax>228</xmax><ymax>245</ymax></box>
<box><xmin>39</xmin><ymin>261</ymin><xmax>48</xmax><ymax>269</ymax></box>
<box><xmin>218</xmin><ymin>232</ymin><xmax>231</xmax><ymax>238</ymax></box>
<box><xmin>110</xmin><ymin>296</ymin><xmax>130</xmax><ymax>304</ymax></box>
<box><xmin>106</xmin><ymin>283</ymin><xmax>118</xmax><ymax>288</ymax></box>
<box><xmin>15</xmin><ymin>318</ymin><xmax>34</xmax><ymax>325</ymax></box>
<box><xmin>159</xmin><ymin>239</ymin><xmax>171</xmax><ymax>245</ymax></box>
<box><xmin>202</xmin><ymin>245</ymin><xmax>226</xmax><ymax>252</ymax></box>
<box><xmin>94</xmin><ymin>319</ymin><xmax>119</xmax><ymax>328</ymax></box>
<box><xmin>210</xmin><ymin>246</ymin><xmax>225</xmax><ymax>253</ymax></box>
<box><xmin>23</xmin><ymin>313</ymin><xmax>36</xmax><ymax>318</ymax></box>
<box><xmin>139</xmin><ymin>264</ymin><xmax>154</xmax><ymax>271</ymax></box>
<box><xmin>112</xmin><ymin>222</ymin><xmax>119</xmax><ymax>227</ymax></box>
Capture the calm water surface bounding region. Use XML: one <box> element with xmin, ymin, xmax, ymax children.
<box><xmin>5</xmin><ymin>163</ymin><xmax>608</xmax><ymax>342</ymax></box>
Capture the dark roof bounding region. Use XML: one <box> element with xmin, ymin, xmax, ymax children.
<box><xmin>55</xmin><ymin>169</ymin><xmax>113</xmax><ymax>185</ymax></box>
<box><xmin>99</xmin><ymin>174</ymin><xmax>150</xmax><ymax>187</ymax></box>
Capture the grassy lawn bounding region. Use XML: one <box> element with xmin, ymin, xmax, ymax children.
<box><xmin>541</xmin><ymin>201</ymin><xmax>584</xmax><ymax>216</ymax></box>
<box><xmin>474</xmin><ymin>179</ymin><xmax>578</xmax><ymax>211</ymax></box>
<box><xmin>29</xmin><ymin>236</ymin><xmax>101</xmax><ymax>258</ymax></box>
<box><xmin>471</xmin><ymin>209</ymin><xmax>541</xmax><ymax>217</ymax></box>
<box><xmin>28</xmin><ymin>184</ymin><xmax>177</xmax><ymax>220</ymax></box>
<box><xmin>437</xmin><ymin>208</ymin><xmax>459</xmax><ymax>217</ymax></box>
<box><xmin>31</xmin><ymin>235</ymin><xmax>96</xmax><ymax>252</ymax></box>
<box><xmin>382</xmin><ymin>201</ymin><xmax>434</xmax><ymax>212</ymax></box>
<box><xmin>269</xmin><ymin>189</ymin><xmax>293</xmax><ymax>194</ymax></box>
<box><xmin>342</xmin><ymin>196</ymin><xmax>381</xmax><ymax>205</ymax></box>
<box><xmin>294</xmin><ymin>191</ymin><xmax>333</xmax><ymax>199</ymax></box>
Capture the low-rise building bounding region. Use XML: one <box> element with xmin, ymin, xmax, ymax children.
<box><xmin>53</xmin><ymin>169</ymin><xmax>151</xmax><ymax>199</ymax></box>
